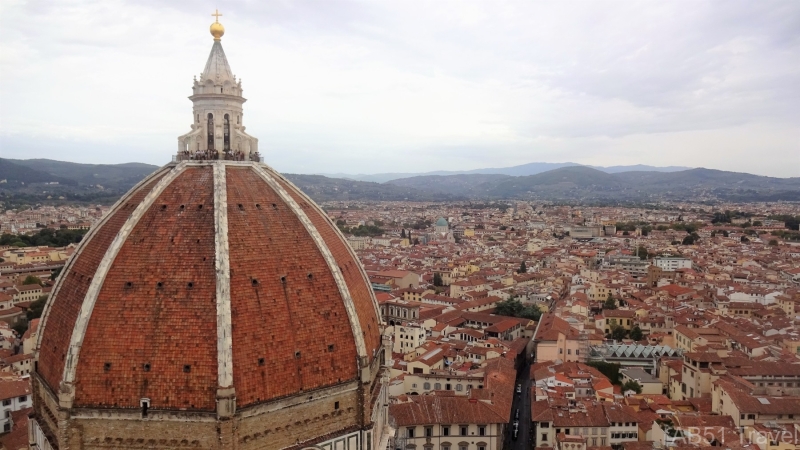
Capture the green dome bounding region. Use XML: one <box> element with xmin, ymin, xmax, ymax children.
<box><xmin>435</xmin><ymin>217</ymin><xmax>448</xmax><ymax>227</ymax></box>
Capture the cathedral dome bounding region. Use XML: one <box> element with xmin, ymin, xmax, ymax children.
<box><xmin>31</xmin><ymin>15</ymin><xmax>390</xmax><ymax>450</ymax></box>
<box><xmin>36</xmin><ymin>161</ymin><xmax>382</xmax><ymax>411</ymax></box>
<box><xmin>32</xmin><ymin>162</ymin><xmax>388</xmax><ymax>449</ymax></box>
<box><xmin>435</xmin><ymin>217</ymin><xmax>448</xmax><ymax>227</ymax></box>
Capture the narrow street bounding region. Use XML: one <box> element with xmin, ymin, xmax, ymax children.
<box><xmin>505</xmin><ymin>358</ymin><xmax>533</xmax><ymax>450</ymax></box>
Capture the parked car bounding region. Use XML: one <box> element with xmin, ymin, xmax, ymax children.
<box><xmin>515</xmin><ymin>408</ymin><xmax>520</xmax><ymax>419</ymax></box>
<box><xmin>516</xmin><ymin>383</ymin><xmax>522</xmax><ymax>394</ymax></box>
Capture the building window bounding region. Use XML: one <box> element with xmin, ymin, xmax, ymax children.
<box><xmin>2</xmin><ymin>399</ymin><xmax>10</xmax><ymax>406</ymax></box>
<box><xmin>542</xmin><ymin>434</ymin><xmax>548</xmax><ymax>442</ymax></box>
<box><xmin>140</xmin><ymin>398</ymin><xmax>150</xmax><ymax>418</ymax></box>
<box><xmin>442</xmin><ymin>425</ymin><xmax>450</xmax><ymax>436</ymax></box>
<box><xmin>460</xmin><ymin>425</ymin><xmax>468</xmax><ymax>436</ymax></box>
<box><xmin>478</xmin><ymin>425</ymin><xmax>486</xmax><ymax>436</ymax></box>
<box><xmin>435</xmin><ymin>383</ymin><xmax>442</xmax><ymax>390</ymax></box>
<box><xmin>426</xmin><ymin>427</ymin><xmax>433</xmax><ymax>437</ymax></box>
<box><xmin>424</xmin><ymin>382</ymin><xmax>431</xmax><ymax>390</ymax></box>
<box><xmin>456</xmin><ymin>384</ymin><xmax>463</xmax><ymax>391</ymax></box>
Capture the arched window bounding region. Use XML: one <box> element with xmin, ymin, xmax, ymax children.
<box><xmin>207</xmin><ymin>113</ymin><xmax>214</xmax><ymax>150</ymax></box>
<box><xmin>223</xmin><ymin>114</ymin><xmax>230</xmax><ymax>150</ymax></box>
<box><xmin>423</xmin><ymin>382</ymin><xmax>431</xmax><ymax>390</ymax></box>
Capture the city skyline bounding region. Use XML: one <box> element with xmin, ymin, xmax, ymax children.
<box><xmin>1</xmin><ymin>1</ymin><xmax>799</xmax><ymax>178</ymax></box>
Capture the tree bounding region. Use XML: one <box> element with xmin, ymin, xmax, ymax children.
<box><xmin>768</xmin><ymin>239</ymin><xmax>778</xmax><ymax>246</ymax></box>
<box><xmin>636</xmin><ymin>246</ymin><xmax>648</xmax><ymax>260</ymax></box>
<box><xmin>27</xmin><ymin>295</ymin><xmax>48</xmax><ymax>321</ymax></box>
<box><xmin>682</xmin><ymin>235</ymin><xmax>695</xmax><ymax>245</ymax></box>
<box><xmin>586</xmin><ymin>361</ymin><xmax>622</xmax><ymax>385</ymax></box>
<box><xmin>741</xmin><ymin>236</ymin><xmax>749</xmax><ymax>243</ymax></box>
<box><xmin>630</xmin><ymin>326</ymin><xmax>644</xmax><ymax>341</ymax></box>
<box><xmin>413</xmin><ymin>238</ymin><xmax>420</xmax><ymax>245</ymax></box>
<box><xmin>621</xmin><ymin>380</ymin><xmax>643</xmax><ymax>394</ymax></box>
<box><xmin>753</xmin><ymin>221</ymin><xmax>763</xmax><ymax>227</ymax></box>
<box><xmin>710</xmin><ymin>231</ymin><xmax>716</xmax><ymax>237</ymax></box>
<box><xmin>496</xmin><ymin>298</ymin><xmax>541</xmax><ymax>321</ymax></box>
<box><xmin>519</xmin><ymin>306</ymin><xmax>542</xmax><ymax>321</ymax></box>
<box><xmin>721</xmin><ymin>230</ymin><xmax>729</xmax><ymax>237</ymax></box>
<box><xmin>518</xmin><ymin>261</ymin><xmax>527</xmax><ymax>274</ymax></box>
<box><xmin>604</xmin><ymin>294</ymin><xmax>617</xmax><ymax>310</ymax></box>
<box><xmin>400</xmin><ymin>229</ymin><xmax>406</xmax><ymax>238</ymax></box>
<box><xmin>610</xmin><ymin>325</ymin><xmax>627</xmax><ymax>341</ymax></box>
<box><xmin>433</xmin><ymin>273</ymin><xmax>443</xmax><ymax>287</ymax></box>
<box><xmin>495</xmin><ymin>298</ymin><xmax>524</xmax><ymax>317</ymax></box>
<box><xmin>50</xmin><ymin>267</ymin><xmax>63</xmax><ymax>281</ymax></box>
<box><xmin>22</xmin><ymin>275</ymin><xmax>42</xmax><ymax>286</ymax></box>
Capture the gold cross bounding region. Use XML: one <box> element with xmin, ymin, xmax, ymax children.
<box><xmin>212</xmin><ymin>9</ymin><xmax>222</xmax><ymax>22</ymax></box>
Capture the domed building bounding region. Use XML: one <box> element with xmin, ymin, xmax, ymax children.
<box><xmin>434</xmin><ymin>217</ymin><xmax>449</xmax><ymax>234</ymax></box>
<box><xmin>432</xmin><ymin>217</ymin><xmax>454</xmax><ymax>243</ymax></box>
<box><xmin>31</xmin><ymin>13</ymin><xmax>390</xmax><ymax>450</ymax></box>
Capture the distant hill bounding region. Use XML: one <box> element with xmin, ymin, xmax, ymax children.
<box><xmin>7</xmin><ymin>159</ymin><xmax>159</xmax><ymax>191</ymax></box>
<box><xmin>0</xmin><ymin>158</ymin><xmax>458</xmax><ymax>206</ymax></box>
<box><xmin>322</xmin><ymin>162</ymin><xmax>692</xmax><ymax>182</ymax></box>
<box><xmin>387</xmin><ymin>174</ymin><xmax>512</xmax><ymax>197</ymax></box>
<box><xmin>388</xmin><ymin>166</ymin><xmax>800</xmax><ymax>201</ymax></box>
<box><xmin>3</xmin><ymin>158</ymin><xmax>797</xmax><ymax>206</ymax></box>
<box><xmin>283</xmin><ymin>174</ymin><xmax>463</xmax><ymax>202</ymax></box>
<box><xmin>0</xmin><ymin>159</ymin><xmax>77</xmax><ymax>186</ymax></box>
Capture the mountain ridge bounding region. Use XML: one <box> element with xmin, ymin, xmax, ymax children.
<box><xmin>320</xmin><ymin>162</ymin><xmax>693</xmax><ymax>183</ymax></box>
<box><xmin>2</xmin><ymin>158</ymin><xmax>798</xmax><ymax>205</ymax></box>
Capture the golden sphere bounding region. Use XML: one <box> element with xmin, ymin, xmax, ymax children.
<box><xmin>210</xmin><ymin>22</ymin><xmax>225</xmax><ymax>40</ymax></box>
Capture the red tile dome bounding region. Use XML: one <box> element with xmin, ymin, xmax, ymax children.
<box><xmin>35</xmin><ymin>161</ymin><xmax>382</xmax><ymax>411</ymax></box>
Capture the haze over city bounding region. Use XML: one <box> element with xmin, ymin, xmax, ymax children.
<box><xmin>1</xmin><ymin>0</ymin><xmax>799</xmax><ymax>177</ymax></box>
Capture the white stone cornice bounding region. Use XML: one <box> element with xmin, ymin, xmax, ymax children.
<box><xmin>250</xmin><ymin>164</ymin><xmax>369</xmax><ymax>361</ymax></box>
<box><xmin>34</xmin><ymin>165</ymin><xmax>173</xmax><ymax>360</ymax></box>
<box><xmin>60</xmin><ymin>164</ymin><xmax>187</xmax><ymax>393</ymax></box>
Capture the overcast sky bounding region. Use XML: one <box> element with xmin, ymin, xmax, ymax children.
<box><xmin>1</xmin><ymin>0</ymin><xmax>798</xmax><ymax>177</ymax></box>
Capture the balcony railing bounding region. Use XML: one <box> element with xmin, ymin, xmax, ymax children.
<box><xmin>173</xmin><ymin>151</ymin><xmax>262</xmax><ymax>162</ymax></box>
